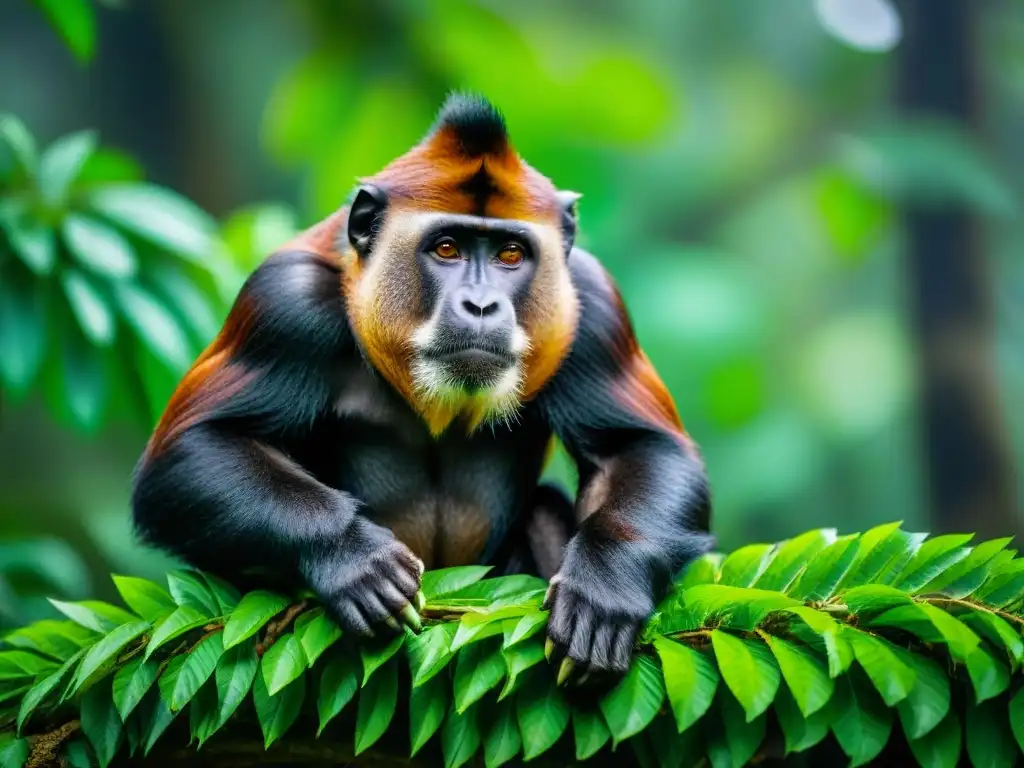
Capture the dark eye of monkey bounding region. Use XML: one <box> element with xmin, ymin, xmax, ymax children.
<box><xmin>433</xmin><ymin>238</ymin><xmax>461</xmax><ymax>262</ymax></box>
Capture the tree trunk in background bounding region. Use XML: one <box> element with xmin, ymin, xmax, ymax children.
<box><xmin>896</xmin><ymin>0</ymin><xmax>1019</xmax><ymax>538</ymax></box>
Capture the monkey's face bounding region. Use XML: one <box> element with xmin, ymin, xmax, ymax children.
<box><xmin>343</xmin><ymin>186</ymin><xmax>578</xmax><ymax>434</ymax></box>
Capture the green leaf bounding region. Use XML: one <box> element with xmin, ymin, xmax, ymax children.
<box><xmin>824</xmin><ymin>630</ymin><xmax>855</xmax><ymax>678</ymax></box>
<box><xmin>895</xmin><ymin>650</ymin><xmax>949</xmax><ymax>740</ymax></box>
<box><xmin>199</xmin><ymin>573</ymin><xmax>241</xmax><ymax>615</ymax></box>
<box><xmin>407</xmin><ymin>623</ymin><xmax>457</xmax><ymax>687</ymax></box>
<box><xmin>1009</xmin><ymin>688</ymin><xmax>1024</xmax><ymax>753</ymax></box>
<box><xmin>846</xmin><ymin>629</ymin><xmax>915</xmax><ymax>706</ymax></box>
<box><xmin>454</xmin><ymin>638</ymin><xmax>506</xmax><ymax>713</ymax></box>
<box><xmin>162</xmin><ymin>632</ymin><xmax>224</xmax><ymax>711</ymax></box>
<box><xmin>677</xmin><ymin>552</ymin><xmax>723</xmax><ymax>589</ymax></box>
<box><xmin>517</xmin><ymin>669</ymin><xmax>570</xmax><ymax>761</ymax></box>
<box><xmin>139</xmin><ymin>688</ymin><xmax>179</xmax><ymax>756</ymax></box>
<box><xmin>77</xmin><ymin>147</ymin><xmax>143</xmax><ymax>184</ymax></box>
<box><xmin>146</xmin><ymin>263</ymin><xmax>220</xmax><ymax>346</ymax></box>
<box><xmin>0</xmin><ymin>650</ymin><xmax>58</xmax><ymax>680</ymax></box>
<box><xmin>72</xmin><ymin>621</ymin><xmax>150</xmax><ymax>693</ymax></box>
<box><xmin>920</xmin><ymin>537</ymin><xmax>1012</xmax><ymax>597</ymax></box>
<box><xmin>421</xmin><ymin>566</ymin><xmax>493</xmax><ymax>599</ymax></box>
<box><xmin>58</xmin><ymin>330</ymin><xmax>107</xmax><ymax>431</ymax></box>
<box><xmin>829</xmin><ymin>670</ymin><xmax>892</xmax><ymax>767</ymax></box>
<box><xmin>17</xmin><ymin>648</ymin><xmax>86</xmax><ymax>732</ymax></box>
<box><xmin>292</xmin><ymin>608</ymin><xmax>341</xmax><ymax>667</ymax></box>
<box><xmin>894</xmin><ymin>534</ymin><xmax>973</xmax><ymax>592</ymax></box>
<box><xmin>774</xmin><ymin>685</ymin><xmax>830</xmax><ymax>755</ymax></box>
<box><xmin>111</xmin><ymin>576</ymin><xmax>175</xmax><ymax>624</ymax></box>
<box><xmin>963</xmin><ymin>610</ymin><xmax>1024</xmax><ymax>668</ymax></box>
<box><xmin>166</xmin><ymin>570</ymin><xmax>220</xmax><ymax>616</ymax></box>
<box><xmin>88</xmin><ymin>183</ymin><xmax>218</xmax><ymax>263</ymax></box>
<box><xmin>38</xmin><ymin>130</ymin><xmax>96</xmax><ymax>207</ymax></box>
<box><xmin>669</xmin><ymin>584</ymin><xmax>800</xmax><ymax>632</ymax></box>
<box><xmin>0</xmin><ymin>278</ymin><xmax>48</xmax><ymax>394</ymax></box>
<box><xmin>869</xmin><ymin>603</ymin><xmax>980</xmax><ymax>660</ymax></box>
<box><xmin>653</xmin><ymin>636</ymin><xmax>718</xmax><ymax>732</ymax></box>
<box><xmin>965</xmin><ymin>646</ymin><xmax>1010</xmax><ymax>704</ymax></box>
<box><xmin>262</xmin><ymin>634</ymin><xmax>307</xmax><ymax>696</ymax></box>
<box><xmin>907</xmin><ymin>709</ymin><xmax>961</xmax><ymax>768</ymax></box>
<box><xmin>974</xmin><ymin>560</ymin><xmax>1024</xmax><ymax>608</ymax></box>
<box><xmin>788</xmin><ymin>535</ymin><xmax>859</xmax><ymax>600</ymax></box>
<box><xmin>451</xmin><ymin>617</ymin><xmax>505</xmax><ymax>652</ymax></box>
<box><xmin>3</xmin><ymin>619</ymin><xmax>95</xmax><ymax>659</ymax></box>
<box><xmin>252</xmin><ymin>667</ymin><xmax>305</xmax><ymax>749</ymax></box>
<box><xmin>354</xmin><ymin>658</ymin><xmax>398</xmax><ymax>755</ymax></box>
<box><xmin>754</xmin><ymin>528</ymin><xmax>835</xmax><ymax>592</ymax></box>
<box><xmin>409</xmin><ymin>673</ymin><xmax>448</xmax><ymax>757</ymax></box>
<box><xmin>114</xmin><ymin>283</ymin><xmax>193</xmax><ymax>372</ymax></box>
<box><xmin>875</xmin><ymin>532</ymin><xmax>928</xmax><ymax>585</ymax></box>
<box><xmin>33</xmin><ymin>0</ymin><xmax>96</xmax><ymax>62</ymax></box>
<box><xmin>112</xmin><ymin>656</ymin><xmax>158</xmax><ymax>722</ymax></box>
<box><xmin>600</xmin><ymin>655</ymin><xmax>665</xmax><ymax>745</ymax></box>
<box><xmin>61</xmin><ymin>271</ymin><xmax>116</xmax><ymax>347</ymax></box>
<box><xmin>0</xmin><ymin>208</ymin><xmax>55</xmax><ymax>275</ymax></box>
<box><xmin>189</xmin><ymin>679</ymin><xmax>218</xmax><ymax>747</ymax></box>
<box><xmin>144</xmin><ymin>606</ymin><xmax>208</xmax><ymax>660</ymax></box>
<box><xmin>711</xmin><ymin>631</ymin><xmax>780</xmax><ymax>721</ymax></box>
<box><xmin>442</xmin><ymin>704</ymin><xmax>481</xmax><ymax>768</ymax></box>
<box><xmin>717</xmin><ymin>543</ymin><xmax>774</xmax><ymax>587</ymax></box>
<box><xmin>838</xmin><ymin>522</ymin><xmax>907</xmax><ymax>589</ymax></box>
<box><xmin>499</xmin><ymin>639</ymin><xmax>545</xmax><ymax>701</ymax></box>
<box><xmin>0</xmin><ymin>738</ymin><xmax>29</xmax><ymax>768</ymax></box>
<box><xmin>0</xmin><ymin>114</ymin><xmax>37</xmax><ymax>174</ymax></box>
<box><xmin>360</xmin><ymin>633</ymin><xmax>404</xmax><ymax>686</ymax></box>
<box><xmin>573</xmin><ymin>708</ymin><xmax>610</xmax><ymax>761</ymax></box>
<box><xmin>503</xmin><ymin>611</ymin><xmax>547</xmax><ymax>648</ymax></box>
<box><xmin>62</xmin><ymin>214</ymin><xmax>137</xmax><ymax>280</ymax></box>
<box><xmin>485</xmin><ymin>697</ymin><xmax>522</xmax><ymax>767</ymax></box>
<box><xmin>80</xmin><ymin>678</ymin><xmax>122</xmax><ymax>768</ymax></box>
<box><xmin>965</xmin><ymin>698</ymin><xmax>1016</xmax><ymax>768</ymax></box>
<box><xmin>764</xmin><ymin>635</ymin><xmax>832</xmax><ymax>717</ymax></box>
<box><xmin>840</xmin><ymin>584</ymin><xmax>914</xmax><ymax>616</ymax></box>
<box><xmin>316</xmin><ymin>652</ymin><xmax>360</xmax><ymax>736</ymax></box>
<box><xmin>445</xmin><ymin>574</ymin><xmax>547</xmax><ymax>604</ymax></box>
<box><xmin>221</xmin><ymin>590</ymin><xmax>289</xmax><ymax>650</ymax></box>
<box><xmin>200</xmin><ymin>640</ymin><xmax>258</xmax><ymax>744</ymax></box>
<box><xmin>707</xmin><ymin>693</ymin><xmax>766</xmax><ymax>768</ymax></box>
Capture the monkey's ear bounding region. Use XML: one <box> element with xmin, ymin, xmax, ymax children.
<box><xmin>348</xmin><ymin>184</ymin><xmax>388</xmax><ymax>255</ymax></box>
<box><xmin>557</xmin><ymin>190</ymin><xmax>581</xmax><ymax>254</ymax></box>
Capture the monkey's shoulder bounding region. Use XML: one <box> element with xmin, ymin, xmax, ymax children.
<box><xmin>235</xmin><ymin>249</ymin><xmax>353</xmax><ymax>360</ymax></box>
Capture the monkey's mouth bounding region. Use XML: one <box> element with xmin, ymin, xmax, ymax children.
<box><xmin>421</xmin><ymin>346</ymin><xmax>518</xmax><ymax>390</ymax></box>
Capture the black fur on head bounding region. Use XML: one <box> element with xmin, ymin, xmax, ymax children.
<box><xmin>431</xmin><ymin>92</ymin><xmax>508</xmax><ymax>157</ymax></box>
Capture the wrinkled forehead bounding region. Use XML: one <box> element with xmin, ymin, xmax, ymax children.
<box><xmin>376</xmin><ymin>210</ymin><xmax>564</xmax><ymax>257</ymax></box>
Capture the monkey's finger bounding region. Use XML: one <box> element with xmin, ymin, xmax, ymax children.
<box><xmin>332</xmin><ymin>600</ymin><xmax>375</xmax><ymax>639</ymax></box>
<box><xmin>393</xmin><ymin>547</ymin><xmax>424</xmax><ymax>584</ymax></box>
<box><xmin>542</xmin><ymin>574</ymin><xmax>562</xmax><ymax>611</ymax></box>
<box><xmin>383</xmin><ymin>561</ymin><xmax>420</xmax><ymax>600</ymax></box>
<box><xmin>566</xmin><ymin>604</ymin><xmax>596</xmax><ymax>673</ymax></box>
<box><xmin>609</xmin><ymin>623</ymin><xmax>639</xmax><ymax>675</ymax></box>
<box><xmin>356</xmin><ymin>590</ymin><xmax>394</xmax><ymax>630</ymax></box>
<box><xmin>545</xmin><ymin>591</ymin><xmax>576</xmax><ymax>661</ymax></box>
<box><xmin>588</xmin><ymin>622</ymin><xmax>617</xmax><ymax>674</ymax></box>
<box><xmin>375</xmin><ymin>580</ymin><xmax>421</xmax><ymax>633</ymax></box>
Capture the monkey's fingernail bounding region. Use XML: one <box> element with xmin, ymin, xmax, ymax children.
<box><xmin>557</xmin><ymin>658</ymin><xmax>575</xmax><ymax>686</ymax></box>
<box><xmin>401</xmin><ymin>604</ymin><xmax>422</xmax><ymax>632</ymax></box>
<box><xmin>384</xmin><ymin>616</ymin><xmax>401</xmax><ymax>632</ymax></box>
<box><xmin>544</xmin><ymin>638</ymin><xmax>555</xmax><ymax>661</ymax></box>
<box><xmin>415</xmin><ymin>558</ymin><xmax>425</xmax><ymax>577</ymax></box>
<box><xmin>415</xmin><ymin>591</ymin><xmax>426</xmax><ymax>611</ymax></box>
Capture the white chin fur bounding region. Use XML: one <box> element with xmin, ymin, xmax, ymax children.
<box><xmin>411</xmin><ymin>356</ymin><xmax>524</xmax><ymax>426</ymax></box>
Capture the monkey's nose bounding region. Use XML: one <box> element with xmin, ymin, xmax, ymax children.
<box><xmin>452</xmin><ymin>285</ymin><xmax>511</xmax><ymax>331</ymax></box>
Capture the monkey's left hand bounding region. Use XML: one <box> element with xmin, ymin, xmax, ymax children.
<box><xmin>542</xmin><ymin>535</ymin><xmax>658</xmax><ymax>687</ymax></box>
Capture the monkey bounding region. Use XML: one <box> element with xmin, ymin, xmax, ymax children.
<box><xmin>131</xmin><ymin>93</ymin><xmax>714</xmax><ymax>686</ymax></box>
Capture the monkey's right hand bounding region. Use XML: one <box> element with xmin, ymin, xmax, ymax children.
<box><xmin>300</xmin><ymin>516</ymin><xmax>425</xmax><ymax>638</ymax></box>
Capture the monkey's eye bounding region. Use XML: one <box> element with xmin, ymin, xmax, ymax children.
<box><xmin>433</xmin><ymin>239</ymin><xmax>460</xmax><ymax>261</ymax></box>
<box><xmin>497</xmin><ymin>243</ymin><xmax>524</xmax><ymax>267</ymax></box>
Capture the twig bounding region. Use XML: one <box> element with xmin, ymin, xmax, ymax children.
<box><xmin>257</xmin><ymin>601</ymin><xmax>309</xmax><ymax>656</ymax></box>
<box><xmin>26</xmin><ymin>720</ymin><xmax>79</xmax><ymax>768</ymax></box>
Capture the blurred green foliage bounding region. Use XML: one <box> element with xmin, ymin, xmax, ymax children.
<box><xmin>0</xmin><ymin>0</ymin><xmax>1022</xmax><ymax>624</ymax></box>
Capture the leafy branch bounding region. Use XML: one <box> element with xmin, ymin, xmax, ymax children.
<box><xmin>1</xmin><ymin>522</ymin><xmax>1023</xmax><ymax>767</ymax></box>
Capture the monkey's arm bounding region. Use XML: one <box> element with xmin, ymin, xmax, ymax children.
<box><xmin>132</xmin><ymin>250</ymin><xmax>422</xmax><ymax>635</ymax></box>
<box><xmin>538</xmin><ymin>251</ymin><xmax>714</xmax><ymax>682</ymax></box>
